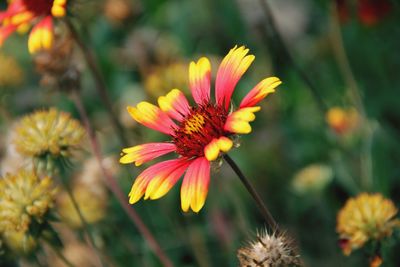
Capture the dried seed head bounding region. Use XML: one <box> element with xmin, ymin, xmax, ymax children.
<box><xmin>0</xmin><ymin>170</ymin><xmax>58</xmax><ymax>233</ymax></box>
<box><xmin>13</xmin><ymin>108</ymin><xmax>85</xmax><ymax>159</ymax></box>
<box><xmin>34</xmin><ymin>32</ymin><xmax>81</xmax><ymax>91</ymax></box>
<box><xmin>237</xmin><ymin>230</ymin><xmax>301</xmax><ymax>267</ymax></box>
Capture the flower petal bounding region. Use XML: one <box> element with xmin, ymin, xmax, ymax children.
<box><xmin>224</xmin><ymin>107</ymin><xmax>261</xmax><ymax>134</ymax></box>
<box><xmin>120</xmin><ymin>142</ymin><xmax>176</xmax><ymax>166</ymax></box>
<box><xmin>127</xmin><ymin>101</ymin><xmax>177</xmax><ymax>135</ymax></box>
<box><xmin>215</xmin><ymin>46</ymin><xmax>255</xmax><ymax>110</ymax></box>
<box><xmin>216</xmin><ymin>136</ymin><xmax>233</xmax><ymax>152</ymax></box>
<box><xmin>204</xmin><ymin>136</ymin><xmax>233</xmax><ymax>161</ymax></box>
<box><xmin>204</xmin><ymin>138</ymin><xmax>219</xmax><ymax>161</ymax></box>
<box><xmin>51</xmin><ymin>0</ymin><xmax>67</xmax><ymax>17</ymax></box>
<box><xmin>128</xmin><ymin>159</ymin><xmax>187</xmax><ymax>204</ymax></box>
<box><xmin>240</xmin><ymin>77</ymin><xmax>282</xmax><ymax>108</ymax></box>
<box><xmin>189</xmin><ymin>57</ymin><xmax>211</xmax><ymax>104</ymax></box>
<box><xmin>28</xmin><ymin>16</ymin><xmax>53</xmax><ymax>54</ymax></box>
<box><xmin>180</xmin><ymin>157</ymin><xmax>210</xmax><ymax>212</ymax></box>
<box><xmin>144</xmin><ymin>160</ymin><xmax>190</xmax><ymax>200</ymax></box>
<box><xmin>158</xmin><ymin>89</ymin><xmax>190</xmax><ymax>121</ymax></box>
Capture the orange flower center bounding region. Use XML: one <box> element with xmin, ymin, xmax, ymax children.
<box><xmin>173</xmin><ymin>104</ymin><xmax>228</xmax><ymax>158</ymax></box>
<box><xmin>183</xmin><ymin>113</ymin><xmax>205</xmax><ymax>134</ymax></box>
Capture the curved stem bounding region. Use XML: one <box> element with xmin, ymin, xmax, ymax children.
<box><xmin>69</xmin><ymin>89</ymin><xmax>174</xmax><ymax>267</ymax></box>
<box><xmin>257</xmin><ymin>0</ymin><xmax>328</xmax><ymax>113</ymax></box>
<box><xmin>64</xmin><ymin>18</ymin><xmax>128</xmax><ymax>146</ymax></box>
<box><xmin>223</xmin><ymin>155</ymin><xmax>278</xmax><ymax>232</ymax></box>
<box><xmin>57</xmin><ymin>161</ymin><xmax>106</xmax><ymax>267</ymax></box>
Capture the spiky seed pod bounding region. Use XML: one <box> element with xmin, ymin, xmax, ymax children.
<box><xmin>13</xmin><ymin>108</ymin><xmax>85</xmax><ymax>159</ymax></box>
<box><xmin>337</xmin><ymin>193</ymin><xmax>400</xmax><ymax>255</ymax></box>
<box><xmin>237</xmin><ymin>230</ymin><xmax>301</xmax><ymax>267</ymax></box>
<box><xmin>0</xmin><ymin>170</ymin><xmax>58</xmax><ymax>233</ymax></box>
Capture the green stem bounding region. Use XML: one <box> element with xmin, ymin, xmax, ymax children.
<box><xmin>330</xmin><ymin>2</ymin><xmax>374</xmax><ymax>190</ymax></box>
<box><xmin>69</xmin><ymin>89</ymin><xmax>174</xmax><ymax>267</ymax></box>
<box><xmin>64</xmin><ymin>18</ymin><xmax>129</xmax><ymax>147</ymax></box>
<box><xmin>223</xmin><ymin>155</ymin><xmax>278</xmax><ymax>232</ymax></box>
<box><xmin>258</xmin><ymin>0</ymin><xmax>328</xmax><ymax>113</ymax></box>
<box><xmin>56</xmin><ymin>160</ymin><xmax>107</xmax><ymax>267</ymax></box>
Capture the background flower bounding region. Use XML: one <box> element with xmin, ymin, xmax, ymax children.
<box><xmin>337</xmin><ymin>193</ymin><xmax>400</xmax><ymax>255</ymax></box>
<box><xmin>0</xmin><ymin>0</ymin><xmax>68</xmax><ymax>53</ymax></box>
<box><xmin>13</xmin><ymin>108</ymin><xmax>85</xmax><ymax>159</ymax></box>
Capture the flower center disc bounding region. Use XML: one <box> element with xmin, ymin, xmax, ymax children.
<box><xmin>173</xmin><ymin>104</ymin><xmax>228</xmax><ymax>158</ymax></box>
<box><xmin>23</xmin><ymin>0</ymin><xmax>53</xmax><ymax>15</ymax></box>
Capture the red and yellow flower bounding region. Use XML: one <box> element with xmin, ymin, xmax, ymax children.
<box><xmin>0</xmin><ymin>0</ymin><xmax>67</xmax><ymax>53</ymax></box>
<box><xmin>120</xmin><ymin>46</ymin><xmax>281</xmax><ymax>212</ymax></box>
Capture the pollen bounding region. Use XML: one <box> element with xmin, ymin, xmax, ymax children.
<box><xmin>173</xmin><ymin>104</ymin><xmax>228</xmax><ymax>158</ymax></box>
<box><xmin>183</xmin><ymin>113</ymin><xmax>205</xmax><ymax>134</ymax></box>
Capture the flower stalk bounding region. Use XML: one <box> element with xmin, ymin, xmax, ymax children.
<box><xmin>64</xmin><ymin>18</ymin><xmax>129</xmax><ymax>146</ymax></box>
<box><xmin>223</xmin><ymin>155</ymin><xmax>278</xmax><ymax>232</ymax></box>
<box><xmin>55</xmin><ymin>159</ymin><xmax>107</xmax><ymax>267</ymax></box>
<box><xmin>329</xmin><ymin>2</ymin><xmax>374</xmax><ymax>190</ymax></box>
<box><xmin>69</xmin><ymin>89</ymin><xmax>174</xmax><ymax>267</ymax></box>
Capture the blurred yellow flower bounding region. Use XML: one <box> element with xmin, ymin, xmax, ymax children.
<box><xmin>144</xmin><ymin>61</ymin><xmax>188</xmax><ymax>99</ymax></box>
<box><xmin>57</xmin><ymin>185</ymin><xmax>107</xmax><ymax>228</ymax></box>
<box><xmin>13</xmin><ymin>108</ymin><xmax>85</xmax><ymax>158</ymax></box>
<box><xmin>326</xmin><ymin>107</ymin><xmax>359</xmax><ymax>135</ymax></box>
<box><xmin>337</xmin><ymin>193</ymin><xmax>400</xmax><ymax>255</ymax></box>
<box><xmin>2</xmin><ymin>230</ymin><xmax>37</xmax><ymax>255</ymax></box>
<box><xmin>0</xmin><ymin>53</ymin><xmax>24</xmax><ymax>88</ymax></box>
<box><xmin>0</xmin><ymin>170</ymin><xmax>57</xmax><ymax>233</ymax></box>
<box><xmin>291</xmin><ymin>164</ymin><xmax>333</xmax><ymax>194</ymax></box>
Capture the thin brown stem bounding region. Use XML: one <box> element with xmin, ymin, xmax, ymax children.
<box><xmin>69</xmin><ymin>89</ymin><xmax>174</xmax><ymax>267</ymax></box>
<box><xmin>257</xmin><ymin>0</ymin><xmax>328</xmax><ymax>113</ymax></box>
<box><xmin>223</xmin><ymin>155</ymin><xmax>278</xmax><ymax>232</ymax></box>
<box><xmin>64</xmin><ymin>18</ymin><xmax>128</xmax><ymax>146</ymax></box>
<box><xmin>57</xmin><ymin>160</ymin><xmax>106</xmax><ymax>267</ymax></box>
